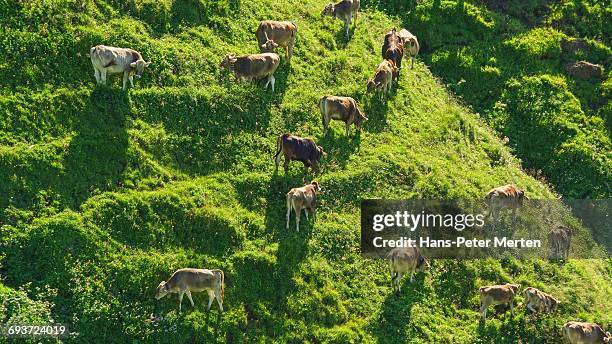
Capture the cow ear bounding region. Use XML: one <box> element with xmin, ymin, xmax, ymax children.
<box><xmin>145</xmin><ymin>61</ymin><xmax>151</xmax><ymax>67</ymax></box>
<box><xmin>130</xmin><ymin>62</ymin><xmax>137</xmax><ymax>68</ymax></box>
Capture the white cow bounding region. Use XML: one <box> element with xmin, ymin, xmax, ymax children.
<box><xmin>90</xmin><ymin>45</ymin><xmax>151</xmax><ymax>90</ymax></box>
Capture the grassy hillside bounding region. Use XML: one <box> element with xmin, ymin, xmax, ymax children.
<box><xmin>0</xmin><ymin>0</ymin><xmax>610</xmax><ymax>343</ymax></box>
<box><xmin>381</xmin><ymin>0</ymin><xmax>611</xmax><ymax>198</ymax></box>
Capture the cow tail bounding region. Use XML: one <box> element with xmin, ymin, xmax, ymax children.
<box><xmin>219</xmin><ymin>270</ymin><xmax>224</xmax><ymax>300</ymax></box>
<box><xmin>274</xmin><ymin>134</ymin><xmax>282</xmax><ymax>160</ymax></box>
<box><xmin>291</xmin><ymin>21</ymin><xmax>297</xmax><ymax>37</ymax></box>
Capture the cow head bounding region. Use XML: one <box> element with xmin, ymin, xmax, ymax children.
<box><xmin>416</xmin><ymin>255</ymin><xmax>430</xmax><ymax>272</ymax></box>
<box><xmin>506</xmin><ymin>283</ymin><xmax>520</xmax><ymax>293</ymax></box>
<box><xmin>219</xmin><ymin>54</ymin><xmax>237</xmax><ymax>71</ymax></box>
<box><xmin>317</xmin><ymin>145</ymin><xmax>326</xmax><ymax>159</ymax></box>
<box><xmin>366</xmin><ymin>79</ymin><xmax>379</xmax><ymax>93</ymax></box>
<box><xmin>549</xmin><ymin>297</ymin><xmax>560</xmax><ymax>312</ymax></box>
<box><xmin>322</xmin><ymin>3</ymin><xmax>334</xmax><ymax>17</ymax></box>
<box><xmin>310</xmin><ymin>181</ymin><xmax>321</xmax><ymax>192</ymax></box>
<box><xmin>354</xmin><ymin>108</ymin><xmax>368</xmax><ymax>130</ymax></box>
<box><xmin>155</xmin><ymin>281</ymin><xmax>170</xmax><ymax>299</ymax></box>
<box><xmin>518</xmin><ymin>189</ymin><xmax>527</xmax><ymax>205</ymax></box>
<box><xmin>129</xmin><ymin>59</ymin><xmax>151</xmax><ymax>78</ymax></box>
<box><xmin>261</xmin><ymin>39</ymin><xmax>279</xmax><ymax>53</ymax></box>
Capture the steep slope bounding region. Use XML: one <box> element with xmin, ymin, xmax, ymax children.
<box><xmin>0</xmin><ymin>0</ymin><xmax>609</xmax><ymax>343</ymax></box>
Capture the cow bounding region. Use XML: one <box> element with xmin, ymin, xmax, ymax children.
<box><xmin>479</xmin><ymin>283</ymin><xmax>520</xmax><ymax>323</ymax></box>
<box><xmin>90</xmin><ymin>45</ymin><xmax>151</xmax><ymax>90</ymax></box>
<box><xmin>485</xmin><ymin>184</ymin><xmax>527</xmax><ymax>229</ymax></box>
<box><xmin>387</xmin><ymin>247</ymin><xmax>429</xmax><ymax>294</ymax></box>
<box><xmin>549</xmin><ymin>224</ymin><xmax>572</xmax><ymax>259</ymax></box>
<box><xmin>256</xmin><ymin>20</ymin><xmax>297</xmax><ymax>60</ymax></box>
<box><xmin>367</xmin><ymin>60</ymin><xmax>397</xmax><ymax>98</ymax></box>
<box><xmin>382</xmin><ymin>28</ymin><xmax>404</xmax><ymax>80</ymax></box>
<box><xmin>274</xmin><ymin>134</ymin><xmax>326</xmax><ymax>175</ymax></box>
<box><xmin>563</xmin><ymin>322</ymin><xmax>611</xmax><ymax>344</ymax></box>
<box><xmin>319</xmin><ymin>95</ymin><xmax>368</xmax><ymax>136</ymax></box>
<box><xmin>398</xmin><ymin>29</ymin><xmax>419</xmax><ymax>69</ymax></box>
<box><xmin>523</xmin><ymin>287</ymin><xmax>559</xmax><ymax>314</ymax></box>
<box><xmin>219</xmin><ymin>53</ymin><xmax>281</xmax><ymax>92</ymax></box>
<box><xmin>155</xmin><ymin>268</ymin><xmax>224</xmax><ymax>312</ymax></box>
<box><xmin>286</xmin><ymin>181</ymin><xmax>321</xmax><ymax>231</ymax></box>
<box><xmin>322</xmin><ymin>0</ymin><xmax>360</xmax><ymax>38</ymax></box>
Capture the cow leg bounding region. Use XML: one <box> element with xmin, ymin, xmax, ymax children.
<box><xmin>215</xmin><ymin>291</ymin><xmax>224</xmax><ymax>312</ymax></box>
<box><xmin>122</xmin><ymin>72</ymin><xmax>128</xmax><ymax>90</ymax></box>
<box><xmin>480</xmin><ymin>304</ymin><xmax>487</xmax><ymax>322</ymax></box>
<box><xmin>397</xmin><ymin>272</ymin><xmax>403</xmax><ymax>292</ymax></box>
<box><xmin>512</xmin><ymin>209</ymin><xmax>518</xmax><ymax>224</ymax></box>
<box><xmin>510</xmin><ymin>300</ymin><xmax>514</xmax><ymax>316</ymax></box>
<box><xmin>129</xmin><ymin>75</ymin><xmax>134</xmax><ymax>88</ymax></box>
<box><xmin>269</xmin><ymin>75</ymin><xmax>276</xmax><ymax>92</ymax></box>
<box><xmin>304</xmin><ymin>208</ymin><xmax>309</xmax><ymax>220</ymax></box>
<box><xmin>345</xmin><ymin>123</ymin><xmax>350</xmax><ymax>136</ymax></box>
<box><xmin>288</xmin><ymin>41</ymin><xmax>294</xmax><ymax>60</ymax></box>
<box><xmin>178</xmin><ymin>291</ymin><xmax>185</xmax><ymax>312</ymax></box>
<box><xmin>100</xmin><ymin>69</ymin><xmax>107</xmax><ymax>85</ymax></box>
<box><xmin>412</xmin><ymin>57</ymin><xmax>415</xmax><ymax>69</ymax></box>
<box><xmin>186</xmin><ymin>290</ymin><xmax>195</xmax><ymax>307</ymax></box>
<box><xmin>283</xmin><ymin>159</ymin><xmax>289</xmax><ymax>175</ymax></box>
<box><xmin>206</xmin><ymin>290</ymin><xmax>214</xmax><ymax>311</ymax></box>
<box><xmin>311</xmin><ymin>207</ymin><xmax>316</xmax><ymax>221</ymax></box>
<box><xmin>344</xmin><ymin>18</ymin><xmax>350</xmax><ymax>37</ymax></box>
<box><xmin>94</xmin><ymin>68</ymin><xmax>100</xmax><ymax>83</ymax></box>
<box><xmin>295</xmin><ymin>206</ymin><xmax>301</xmax><ymax>231</ymax></box>
<box><xmin>286</xmin><ymin>201</ymin><xmax>292</xmax><ymax>229</ymax></box>
<box><xmin>410</xmin><ymin>271</ymin><xmax>414</xmax><ymax>283</ymax></box>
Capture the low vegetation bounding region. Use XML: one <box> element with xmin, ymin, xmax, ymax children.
<box><xmin>0</xmin><ymin>0</ymin><xmax>609</xmax><ymax>343</ymax></box>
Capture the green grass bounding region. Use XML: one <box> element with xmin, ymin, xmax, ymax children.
<box><xmin>0</xmin><ymin>0</ymin><xmax>610</xmax><ymax>343</ymax></box>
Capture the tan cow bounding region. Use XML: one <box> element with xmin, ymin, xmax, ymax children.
<box><xmin>256</xmin><ymin>20</ymin><xmax>297</xmax><ymax>60</ymax></box>
<box><xmin>90</xmin><ymin>45</ymin><xmax>151</xmax><ymax>90</ymax></box>
<box><xmin>322</xmin><ymin>0</ymin><xmax>360</xmax><ymax>38</ymax></box>
<box><xmin>549</xmin><ymin>224</ymin><xmax>572</xmax><ymax>259</ymax></box>
<box><xmin>367</xmin><ymin>60</ymin><xmax>397</xmax><ymax>98</ymax></box>
<box><xmin>286</xmin><ymin>181</ymin><xmax>321</xmax><ymax>231</ymax></box>
<box><xmin>523</xmin><ymin>287</ymin><xmax>559</xmax><ymax>314</ymax></box>
<box><xmin>479</xmin><ymin>283</ymin><xmax>520</xmax><ymax>322</ymax></box>
<box><xmin>155</xmin><ymin>268</ymin><xmax>224</xmax><ymax>312</ymax></box>
<box><xmin>398</xmin><ymin>29</ymin><xmax>419</xmax><ymax>69</ymax></box>
<box><xmin>219</xmin><ymin>53</ymin><xmax>281</xmax><ymax>92</ymax></box>
<box><xmin>319</xmin><ymin>95</ymin><xmax>368</xmax><ymax>136</ymax></box>
<box><xmin>563</xmin><ymin>321</ymin><xmax>611</xmax><ymax>344</ymax></box>
<box><xmin>485</xmin><ymin>184</ymin><xmax>527</xmax><ymax>228</ymax></box>
<box><xmin>387</xmin><ymin>247</ymin><xmax>429</xmax><ymax>294</ymax></box>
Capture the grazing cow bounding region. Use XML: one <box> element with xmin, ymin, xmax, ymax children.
<box><xmin>219</xmin><ymin>53</ymin><xmax>281</xmax><ymax>92</ymax></box>
<box><xmin>322</xmin><ymin>0</ymin><xmax>360</xmax><ymax>38</ymax></box>
<box><xmin>286</xmin><ymin>181</ymin><xmax>321</xmax><ymax>231</ymax></box>
<box><xmin>549</xmin><ymin>224</ymin><xmax>572</xmax><ymax>259</ymax></box>
<box><xmin>485</xmin><ymin>184</ymin><xmax>527</xmax><ymax>228</ymax></box>
<box><xmin>382</xmin><ymin>28</ymin><xmax>404</xmax><ymax>80</ymax></box>
<box><xmin>155</xmin><ymin>268</ymin><xmax>224</xmax><ymax>312</ymax></box>
<box><xmin>479</xmin><ymin>283</ymin><xmax>520</xmax><ymax>322</ymax></box>
<box><xmin>523</xmin><ymin>287</ymin><xmax>559</xmax><ymax>314</ymax></box>
<box><xmin>256</xmin><ymin>20</ymin><xmax>297</xmax><ymax>60</ymax></box>
<box><xmin>319</xmin><ymin>95</ymin><xmax>368</xmax><ymax>136</ymax></box>
<box><xmin>398</xmin><ymin>29</ymin><xmax>419</xmax><ymax>69</ymax></box>
<box><xmin>274</xmin><ymin>134</ymin><xmax>326</xmax><ymax>174</ymax></box>
<box><xmin>367</xmin><ymin>60</ymin><xmax>397</xmax><ymax>98</ymax></box>
<box><xmin>387</xmin><ymin>247</ymin><xmax>429</xmax><ymax>294</ymax></box>
<box><xmin>90</xmin><ymin>45</ymin><xmax>151</xmax><ymax>90</ymax></box>
<box><xmin>563</xmin><ymin>322</ymin><xmax>611</xmax><ymax>344</ymax></box>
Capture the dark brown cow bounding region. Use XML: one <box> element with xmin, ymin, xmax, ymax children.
<box><xmin>479</xmin><ymin>283</ymin><xmax>520</xmax><ymax>322</ymax></box>
<box><xmin>274</xmin><ymin>134</ymin><xmax>326</xmax><ymax>174</ymax></box>
<box><xmin>549</xmin><ymin>224</ymin><xmax>572</xmax><ymax>259</ymax></box>
<box><xmin>563</xmin><ymin>322</ymin><xmax>611</xmax><ymax>344</ymax></box>
<box><xmin>219</xmin><ymin>53</ymin><xmax>281</xmax><ymax>92</ymax></box>
<box><xmin>382</xmin><ymin>28</ymin><xmax>404</xmax><ymax>80</ymax></box>
<box><xmin>256</xmin><ymin>20</ymin><xmax>297</xmax><ymax>60</ymax></box>
<box><xmin>319</xmin><ymin>95</ymin><xmax>368</xmax><ymax>136</ymax></box>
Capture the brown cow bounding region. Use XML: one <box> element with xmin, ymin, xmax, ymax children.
<box><xmin>563</xmin><ymin>321</ymin><xmax>611</xmax><ymax>344</ymax></box>
<box><xmin>256</xmin><ymin>20</ymin><xmax>297</xmax><ymax>60</ymax></box>
<box><xmin>479</xmin><ymin>283</ymin><xmax>520</xmax><ymax>322</ymax></box>
<box><xmin>387</xmin><ymin>247</ymin><xmax>429</xmax><ymax>294</ymax></box>
<box><xmin>322</xmin><ymin>0</ymin><xmax>360</xmax><ymax>38</ymax></box>
<box><xmin>549</xmin><ymin>224</ymin><xmax>572</xmax><ymax>259</ymax></box>
<box><xmin>286</xmin><ymin>181</ymin><xmax>321</xmax><ymax>231</ymax></box>
<box><xmin>523</xmin><ymin>287</ymin><xmax>559</xmax><ymax>314</ymax></box>
<box><xmin>319</xmin><ymin>95</ymin><xmax>368</xmax><ymax>136</ymax></box>
<box><xmin>485</xmin><ymin>184</ymin><xmax>527</xmax><ymax>229</ymax></box>
<box><xmin>382</xmin><ymin>28</ymin><xmax>404</xmax><ymax>80</ymax></box>
<box><xmin>219</xmin><ymin>53</ymin><xmax>281</xmax><ymax>92</ymax></box>
<box><xmin>367</xmin><ymin>60</ymin><xmax>397</xmax><ymax>98</ymax></box>
<box><xmin>155</xmin><ymin>268</ymin><xmax>224</xmax><ymax>312</ymax></box>
<box><xmin>274</xmin><ymin>134</ymin><xmax>326</xmax><ymax>174</ymax></box>
<box><xmin>398</xmin><ymin>29</ymin><xmax>419</xmax><ymax>69</ymax></box>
